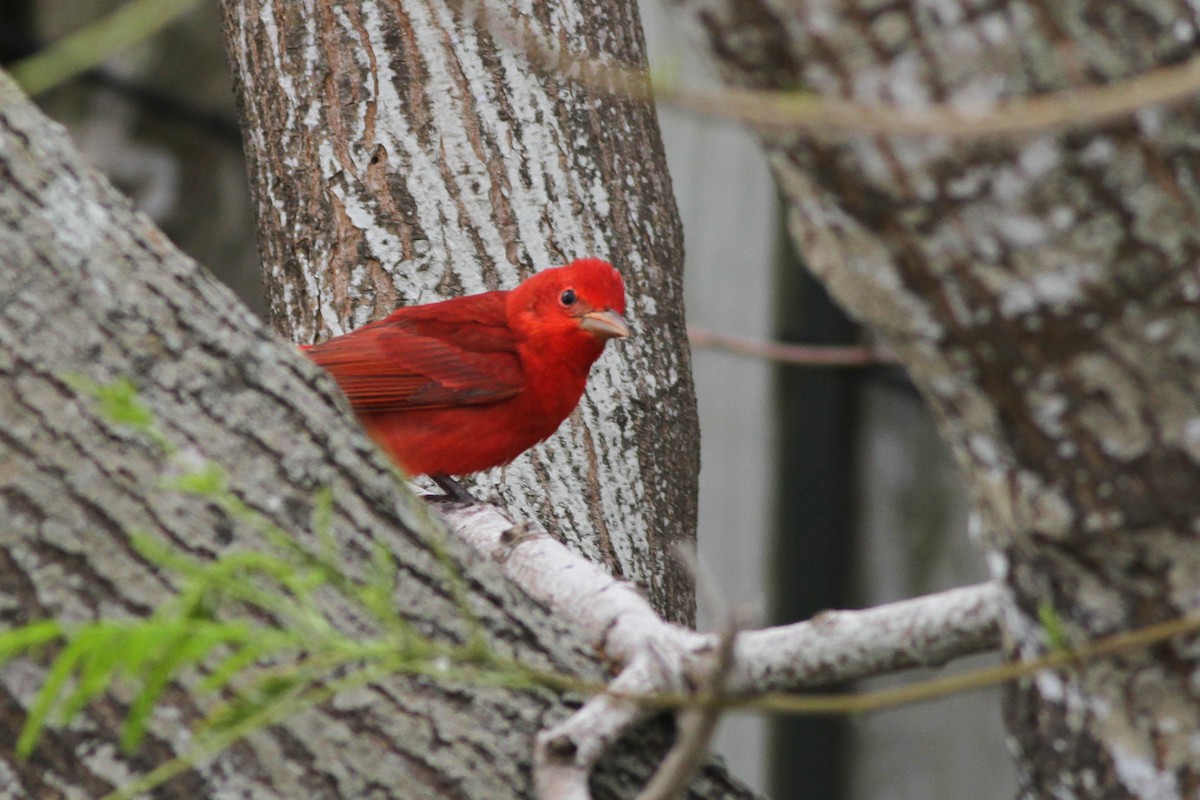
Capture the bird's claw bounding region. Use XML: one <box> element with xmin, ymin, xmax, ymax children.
<box><xmin>429</xmin><ymin>473</ymin><xmax>479</xmax><ymax>503</ymax></box>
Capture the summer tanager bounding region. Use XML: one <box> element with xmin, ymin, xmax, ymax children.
<box><xmin>303</xmin><ymin>258</ymin><xmax>629</xmax><ymax>476</ymax></box>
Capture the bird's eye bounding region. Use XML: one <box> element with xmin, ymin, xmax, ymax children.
<box><xmin>560</xmin><ymin>289</ymin><xmax>577</xmax><ymax>307</ymax></box>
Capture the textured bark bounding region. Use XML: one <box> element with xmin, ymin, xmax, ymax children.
<box><xmin>0</xmin><ymin>75</ymin><xmax>750</xmax><ymax>799</ymax></box>
<box><xmin>667</xmin><ymin>0</ymin><xmax>1200</xmax><ymax>797</ymax></box>
<box><xmin>220</xmin><ymin>0</ymin><xmax>698</xmax><ymax>624</ymax></box>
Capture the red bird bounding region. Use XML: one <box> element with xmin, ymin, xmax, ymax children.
<box><xmin>303</xmin><ymin>258</ymin><xmax>629</xmax><ymax>477</ymax></box>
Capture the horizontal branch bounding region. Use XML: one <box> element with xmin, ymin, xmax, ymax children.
<box><xmin>731</xmin><ymin>583</ymin><xmax>1002</xmax><ymax>692</ymax></box>
<box><xmin>687</xmin><ymin>326</ymin><xmax>889</xmax><ymax>367</ymax></box>
<box><xmin>462</xmin><ymin>0</ymin><xmax>1200</xmax><ymax>141</ymax></box>
<box><xmin>659</xmin><ymin>53</ymin><xmax>1200</xmax><ymax>139</ymax></box>
<box><xmin>437</xmin><ymin>502</ymin><xmax>1001</xmax><ymax>693</ymax></box>
<box><xmin>439</xmin><ymin>501</ymin><xmax>1001</xmax><ymax>798</ymax></box>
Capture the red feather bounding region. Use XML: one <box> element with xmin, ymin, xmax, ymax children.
<box><xmin>304</xmin><ymin>258</ymin><xmax>629</xmax><ymax>476</ymax></box>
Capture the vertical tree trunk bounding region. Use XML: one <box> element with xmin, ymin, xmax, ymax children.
<box><xmin>669</xmin><ymin>0</ymin><xmax>1200</xmax><ymax>795</ymax></box>
<box><xmin>221</xmin><ymin>0</ymin><xmax>699</xmax><ymax>623</ymax></box>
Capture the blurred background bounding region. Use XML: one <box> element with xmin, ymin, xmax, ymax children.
<box><xmin>0</xmin><ymin>2</ymin><xmax>1014</xmax><ymax>797</ymax></box>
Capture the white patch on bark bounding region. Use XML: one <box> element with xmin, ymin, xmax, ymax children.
<box><xmin>1080</xmin><ymin>137</ymin><xmax>1117</xmax><ymax>166</ymax></box>
<box><xmin>1019</xmin><ymin>137</ymin><xmax>1061</xmax><ymax>176</ymax></box>
<box><xmin>976</xmin><ymin>466</ymin><xmax>1075</xmax><ymax>545</ymax></box>
<box><xmin>947</xmin><ymin>74</ymin><xmax>1005</xmax><ymax>117</ymax></box>
<box><xmin>42</xmin><ymin>172</ymin><xmax>110</xmax><ymax>255</ymax></box>
<box><xmin>1049</xmin><ymin>206</ymin><xmax>1075</xmax><ymax>230</ymax></box>
<box><xmin>1109</xmin><ymin>743</ymin><xmax>1179</xmax><ymax>800</ymax></box>
<box><xmin>997</xmin><ymin>265</ymin><xmax>1099</xmax><ymax>317</ymax></box>
<box><xmin>1030</xmin><ymin>389</ymin><xmax>1068</xmax><ymax>438</ymax></box>
<box><xmin>984</xmin><ymin>549</ymin><xmax>1009</xmax><ymax>580</ymax></box>
<box><xmin>1035</xmin><ymin>669</ymin><xmax>1064</xmax><ymax>702</ymax></box>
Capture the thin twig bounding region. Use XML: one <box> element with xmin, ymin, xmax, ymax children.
<box><xmin>637</xmin><ymin>549</ymin><xmax>740</xmax><ymax>800</ymax></box>
<box><xmin>533</xmin><ymin>660</ymin><xmax>663</xmax><ymax>800</ymax></box>
<box><xmin>636</xmin><ymin>624</ymin><xmax>737</xmax><ymax>800</ymax></box>
<box><xmin>8</xmin><ymin>0</ymin><xmax>199</xmax><ymax>97</ymax></box>
<box><xmin>459</xmin><ymin>0</ymin><xmax>1200</xmax><ymax>141</ymax></box>
<box><xmin>687</xmin><ymin>326</ymin><xmax>889</xmax><ymax>367</ymax></box>
<box><xmin>620</xmin><ymin>611</ymin><xmax>1200</xmax><ymax>717</ymax></box>
<box><xmin>661</xmin><ymin>53</ymin><xmax>1200</xmax><ymax>139</ymax></box>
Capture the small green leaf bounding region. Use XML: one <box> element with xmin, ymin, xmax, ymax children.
<box><xmin>198</xmin><ymin>638</ymin><xmax>277</xmax><ymax>694</ymax></box>
<box><xmin>65</xmin><ymin>375</ymin><xmax>173</xmax><ymax>452</ymax></box>
<box><xmin>361</xmin><ymin>542</ymin><xmax>397</xmax><ymax>615</ymax></box>
<box><xmin>203</xmin><ymin>673</ymin><xmax>305</xmax><ymax>737</ymax></box>
<box><xmin>165</xmin><ymin>462</ymin><xmax>228</xmax><ymax>496</ymax></box>
<box><xmin>313</xmin><ymin>487</ymin><xmax>335</xmax><ymax>556</ymax></box>
<box><xmin>121</xmin><ymin>621</ymin><xmax>241</xmax><ymax>752</ymax></box>
<box><xmin>0</xmin><ymin>621</ymin><xmax>63</xmax><ymax>663</ymax></box>
<box><xmin>128</xmin><ymin>530</ymin><xmax>202</xmax><ymax>576</ymax></box>
<box><xmin>87</xmin><ymin>377</ymin><xmax>155</xmax><ymax>430</ymax></box>
<box><xmin>1038</xmin><ymin>600</ymin><xmax>1069</xmax><ymax>652</ymax></box>
<box><xmin>18</xmin><ymin>631</ymin><xmax>92</xmax><ymax>757</ymax></box>
<box><xmin>59</xmin><ymin>626</ymin><xmax>128</xmax><ymax>721</ymax></box>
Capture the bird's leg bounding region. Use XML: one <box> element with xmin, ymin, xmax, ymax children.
<box><xmin>430</xmin><ymin>473</ymin><xmax>479</xmax><ymax>503</ymax></box>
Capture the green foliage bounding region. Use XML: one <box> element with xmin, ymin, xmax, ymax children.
<box><xmin>1</xmin><ymin>379</ymin><xmax>570</xmax><ymax>799</ymax></box>
<box><xmin>66</xmin><ymin>375</ymin><xmax>174</xmax><ymax>452</ymax></box>
<box><xmin>84</xmin><ymin>376</ymin><xmax>155</xmax><ymax>430</ymax></box>
<box><xmin>15</xmin><ymin>617</ymin><xmax>268</xmax><ymax>758</ymax></box>
<box><xmin>1038</xmin><ymin>600</ymin><xmax>1070</xmax><ymax>652</ymax></box>
<box><xmin>0</xmin><ymin>620</ymin><xmax>62</xmax><ymax>662</ymax></box>
<box><xmin>163</xmin><ymin>461</ymin><xmax>227</xmax><ymax>496</ymax></box>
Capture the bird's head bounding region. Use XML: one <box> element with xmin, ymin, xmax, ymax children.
<box><xmin>508</xmin><ymin>259</ymin><xmax>630</xmax><ymax>354</ymax></box>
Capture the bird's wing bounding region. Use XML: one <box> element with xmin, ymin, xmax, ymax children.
<box><xmin>304</xmin><ymin>292</ymin><xmax>524</xmax><ymax>411</ymax></box>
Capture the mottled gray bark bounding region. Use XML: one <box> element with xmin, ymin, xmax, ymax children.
<box><xmin>220</xmin><ymin>0</ymin><xmax>699</xmax><ymax>625</ymax></box>
<box><xmin>0</xmin><ymin>74</ymin><xmax>750</xmax><ymax>799</ymax></box>
<box><xmin>668</xmin><ymin>0</ymin><xmax>1200</xmax><ymax>796</ymax></box>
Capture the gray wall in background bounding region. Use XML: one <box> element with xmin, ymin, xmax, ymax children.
<box><xmin>639</xmin><ymin>2</ymin><xmax>777</xmax><ymax>792</ymax></box>
<box><xmin>850</xmin><ymin>383</ymin><xmax>1016</xmax><ymax>800</ymax></box>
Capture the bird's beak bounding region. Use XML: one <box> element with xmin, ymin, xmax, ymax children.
<box><xmin>580</xmin><ymin>309</ymin><xmax>631</xmax><ymax>340</ymax></box>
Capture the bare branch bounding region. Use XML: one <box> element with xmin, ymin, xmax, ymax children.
<box><xmin>688</xmin><ymin>326</ymin><xmax>889</xmax><ymax>367</ymax></box>
<box><xmin>736</xmin><ymin>610</ymin><xmax>1200</xmax><ymax>716</ymax></box>
<box><xmin>437</xmin><ymin>502</ymin><xmax>1002</xmax><ymax>796</ymax></box>
<box><xmin>637</xmin><ymin>609</ymin><xmax>739</xmax><ymax>800</ymax></box>
<box><xmin>460</xmin><ymin>0</ymin><xmax>1200</xmax><ymax>141</ymax></box>
<box><xmin>534</xmin><ymin>660</ymin><xmax>669</xmax><ymax>800</ymax></box>
<box><xmin>730</xmin><ymin>583</ymin><xmax>1003</xmax><ymax>692</ymax></box>
<box><xmin>437</xmin><ymin>503</ymin><xmax>1000</xmax><ymax>690</ymax></box>
<box><xmin>660</xmin><ymin>54</ymin><xmax>1200</xmax><ymax>139</ymax></box>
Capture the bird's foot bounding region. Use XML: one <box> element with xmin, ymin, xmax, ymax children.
<box><xmin>429</xmin><ymin>473</ymin><xmax>479</xmax><ymax>503</ymax></box>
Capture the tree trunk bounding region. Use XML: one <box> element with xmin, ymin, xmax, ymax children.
<box><xmin>0</xmin><ymin>71</ymin><xmax>750</xmax><ymax>799</ymax></box>
<box><xmin>670</xmin><ymin>0</ymin><xmax>1200</xmax><ymax>795</ymax></box>
<box><xmin>220</xmin><ymin>0</ymin><xmax>699</xmax><ymax>624</ymax></box>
